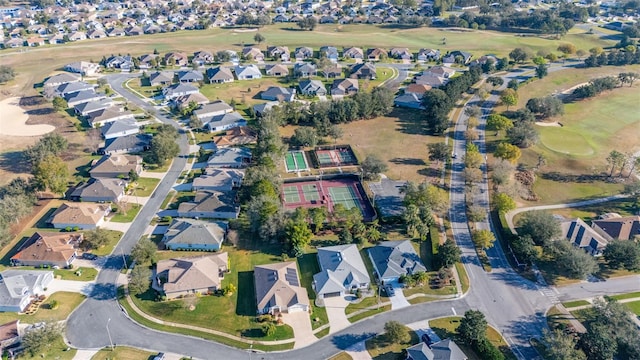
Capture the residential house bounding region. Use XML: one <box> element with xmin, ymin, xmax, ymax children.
<box><xmin>67</xmin><ymin>31</ymin><xmax>87</xmax><ymax>41</ymax></box>
<box><xmin>104</xmin><ymin>55</ymin><xmax>134</xmax><ymax>71</ymax></box>
<box><xmin>343</xmin><ymin>47</ymin><xmax>364</xmax><ymax>60</ymax></box>
<box><xmin>69</xmin><ymin>178</ymin><xmax>127</xmax><ymax>203</ymax></box>
<box><xmin>443</xmin><ymin>50</ymin><xmax>472</xmax><ymax>65</ymax></box>
<box><xmin>154</xmin><ymin>253</ymin><xmax>228</xmax><ymax>299</ymax></box>
<box><xmin>206</xmin><ymin>147</ymin><xmax>252</xmax><ymax>168</ymax></box>
<box><xmin>162</xmin><ymin>83</ymin><xmax>199</xmax><ymax>100</ymax></box>
<box><xmin>10</xmin><ymin>232</ymin><xmax>83</xmax><ymax>268</ymax></box>
<box><xmin>293</xmin><ymin>62</ymin><xmax>317</xmax><ymax>77</ymax></box>
<box><xmin>0</xmin><ymin>320</ymin><xmax>20</xmax><ymax>350</ymax></box>
<box><xmin>173</xmin><ymin>93</ymin><xmax>210</xmax><ymax>110</ymax></box>
<box><xmin>206</xmin><ymin>67</ymin><xmax>234</xmax><ymax>84</ymax></box>
<box><xmin>368</xmin><ymin>240</ymin><xmax>426</xmax><ymax>284</ymax></box>
<box><xmin>266</xmin><ymin>46</ymin><xmax>290</xmax><ymax>62</ymax></box>
<box><xmin>66</xmin><ymin>90</ymin><xmax>105</xmax><ymax>108</ymax></box>
<box><xmin>3</xmin><ymin>38</ymin><xmax>24</xmax><ymax>48</ymax></box>
<box><xmin>298</xmin><ymin>79</ymin><xmax>327</xmax><ymax>96</ymax></box>
<box><xmin>404</xmin><ymin>84</ymin><xmax>432</xmax><ymax>97</ymax></box>
<box><xmin>204</xmin><ymin>112</ymin><xmax>247</xmax><ymax>132</ymax></box>
<box><xmin>426</xmin><ymin>66</ymin><xmax>456</xmax><ymax>79</ymax></box>
<box><xmin>260</xmin><ymin>86</ymin><xmax>296</xmax><ymax>102</ymax></box>
<box><xmin>102</xmin><ymin>133</ymin><xmax>152</xmax><ymax>155</ymax></box>
<box><xmin>87</xmin><ymin>29</ymin><xmax>107</xmax><ymax>39</ymax></box>
<box><xmin>294</xmin><ymin>46</ymin><xmax>313</xmax><ymax>62</ymax></box>
<box><xmin>43</xmin><ymin>72</ymin><xmax>80</xmax><ymax>88</ymax></box>
<box><xmin>149</xmin><ymin>71</ymin><xmax>175</xmax><ymax>86</ymax></box>
<box><xmin>193</xmin><ymin>168</ymin><xmax>244</xmax><ymax>192</ymax></box>
<box><xmin>349</xmin><ymin>62</ymin><xmax>376</xmax><ymax>79</ymax></box>
<box><xmin>265</xmin><ymin>64</ymin><xmax>290</xmax><ymax>77</ymax></box>
<box><xmin>394</xmin><ymin>93</ymin><xmax>424</xmax><ymax>109</ymax></box>
<box><xmin>242</xmin><ymin>46</ymin><xmax>264</xmax><ymax>62</ymax></box>
<box><xmin>107</xmin><ymin>27</ymin><xmax>126</xmax><ymax>37</ymax></box>
<box><xmin>26</xmin><ymin>37</ymin><xmax>45</xmax><ymax>47</ymax></box>
<box><xmin>234</xmin><ymin>64</ymin><xmax>262</xmax><ymax>80</ymax></box>
<box><xmin>194</xmin><ymin>100</ymin><xmax>233</xmax><ymax>119</ymax></box>
<box><xmin>48</xmin><ymin>202</ymin><xmax>111</xmax><ymax>230</ymax></box>
<box><xmin>99</xmin><ymin>118</ymin><xmax>139</xmax><ymax>139</ymax></box>
<box><xmin>322</xmin><ymin>64</ymin><xmax>343</xmax><ymax>79</ymax></box>
<box><xmin>75</xmin><ymin>98</ymin><xmax>114</xmax><ymax>116</ymax></box>
<box><xmin>177</xmin><ymin>70</ymin><xmax>204</xmax><ymax>83</ymax></box>
<box><xmin>213</xmin><ymin>127</ymin><xmax>257</xmax><ymax>148</ymax></box>
<box><xmin>138</xmin><ymin>53</ymin><xmax>159</xmax><ymax>69</ymax></box>
<box><xmin>320</xmin><ymin>15</ymin><xmax>336</xmax><ymax>24</ymax></box>
<box><xmin>87</xmin><ymin>106</ymin><xmax>134</xmax><ymax>127</ymax></box>
<box><xmin>414</xmin><ymin>73</ymin><xmax>447</xmax><ymax>88</ymax></box>
<box><xmin>48</xmin><ymin>81</ymin><xmax>94</xmax><ymax>97</ymax></box>
<box><xmin>417</xmin><ymin>48</ymin><xmax>441</xmax><ymax>62</ymax></box>
<box><xmin>253</xmin><ymin>101</ymin><xmax>279</xmax><ymax>117</ymax></box>
<box><xmin>591</xmin><ymin>215</ymin><xmax>640</xmax><ymax>241</ymax></box>
<box><xmin>0</xmin><ymin>270</ymin><xmax>53</xmax><ymax>312</ymax></box>
<box><xmin>366</xmin><ymin>48</ymin><xmax>386</xmax><ymax>61</ymax></box>
<box><xmin>254</xmin><ymin>262</ymin><xmax>310</xmax><ymax>315</ymax></box>
<box><xmin>313</xmin><ymin>244</ymin><xmax>370</xmax><ymax>299</ymax></box>
<box><xmin>89</xmin><ymin>154</ymin><xmax>142</xmax><ymax>178</ymax></box>
<box><xmin>162</xmin><ymin>219</ymin><xmax>227</xmax><ymax>252</ymax></box>
<box><xmin>561</xmin><ymin>218</ymin><xmax>609</xmax><ymax>256</ymax></box>
<box><xmin>64</xmin><ymin>61</ymin><xmax>101</xmax><ymax>76</ymax></box>
<box><xmin>406</xmin><ymin>339</ymin><xmax>467</xmax><ymax>360</ymax></box>
<box><xmin>193</xmin><ymin>50</ymin><xmax>214</xmax><ymax>66</ymax></box>
<box><xmin>319</xmin><ymin>46</ymin><xmax>339</xmax><ymax>62</ymax></box>
<box><xmin>177</xmin><ymin>190</ymin><xmax>240</xmax><ymax>219</ymax></box>
<box><xmin>163</xmin><ymin>52</ymin><xmax>189</xmax><ymax>67</ymax></box>
<box><xmin>330</xmin><ymin>78</ymin><xmax>359</xmax><ymax>96</ymax></box>
<box><xmin>389</xmin><ymin>47</ymin><xmax>412</xmax><ymax>60</ymax></box>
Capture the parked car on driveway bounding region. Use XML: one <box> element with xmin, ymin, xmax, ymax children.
<box><xmin>385</xmin><ymin>285</ymin><xmax>395</xmax><ymax>296</ymax></box>
<box><xmin>82</xmin><ymin>253</ymin><xmax>98</xmax><ymax>260</ymax></box>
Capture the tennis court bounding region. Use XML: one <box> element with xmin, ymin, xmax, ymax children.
<box><xmin>284</xmin><ymin>151</ymin><xmax>310</xmax><ymax>172</ymax></box>
<box><xmin>301</xmin><ymin>184</ymin><xmax>320</xmax><ymax>201</ymax></box>
<box><xmin>328</xmin><ymin>186</ymin><xmax>363</xmax><ymax>212</ymax></box>
<box><xmin>283</xmin><ymin>186</ymin><xmax>301</xmax><ymax>203</ymax></box>
<box><xmin>313</xmin><ymin>146</ymin><xmax>359</xmax><ymax>168</ymax></box>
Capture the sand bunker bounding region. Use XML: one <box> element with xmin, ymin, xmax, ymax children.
<box><xmin>0</xmin><ymin>97</ymin><xmax>55</xmax><ymax>136</ymax></box>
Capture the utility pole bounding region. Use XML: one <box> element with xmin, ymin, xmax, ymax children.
<box><xmin>106</xmin><ymin>318</ymin><xmax>114</xmax><ymax>350</ymax></box>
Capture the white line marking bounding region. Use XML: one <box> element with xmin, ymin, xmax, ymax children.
<box><xmin>451</xmin><ymin>307</ymin><xmax>457</xmax><ymax>316</ymax></box>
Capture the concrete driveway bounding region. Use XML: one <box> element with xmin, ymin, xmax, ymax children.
<box><xmin>101</xmin><ymin>221</ymin><xmax>132</xmax><ymax>232</ymax></box>
<box><xmin>322</xmin><ymin>296</ymin><xmax>350</xmax><ymax>334</ymax></box>
<box><xmin>407</xmin><ymin>320</ymin><xmax>441</xmax><ymax>343</ymax></box>
<box><xmin>281</xmin><ymin>312</ymin><xmax>315</xmax><ymax>349</ymax></box>
<box><xmin>44</xmin><ymin>279</ymin><xmax>95</xmax><ymax>297</ymax></box>
<box><xmin>345</xmin><ymin>340</ymin><xmax>372</xmax><ymax>360</ymax></box>
<box><xmin>387</xmin><ymin>282</ymin><xmax>410</xmax><ymax>310</ymax></box>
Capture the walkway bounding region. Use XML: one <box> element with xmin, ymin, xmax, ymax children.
<box><xmin>504</xmin><ymin>194</ymin><xmax>630</xmax><ymax>234</ymax></box>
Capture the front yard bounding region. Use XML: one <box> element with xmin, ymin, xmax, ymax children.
<box><xmin>91</xmin><ymin>346</ymin><xmax>154</xmax><ymax>360</ymax></box>
<box><xmin>0</xmin><ymin>291</ymin><xmax>86</xmax><ymax>324</ymax></box>
<box><xmin>365</xmin><ymin>325</ymin><xmax>419</xmax><ymax>360</ymax></box>
<box><xmin>130</xmin><ymin>177</ymin><xmax>160</xmax><ymax>197</ymax></box>
<box><xmin>429</xmin><ymin>317</ymin><xmax>515</xmax><ymax>360</ymax></box>
<box><xmin>54</xmin><ymin>267</ymin><xmax>98</xmax><ymax>281</ymax></box>
<box><xmin>110</xmin><ymin>203</ymin><xmax>142</xmax><ymax>223</ymax></box>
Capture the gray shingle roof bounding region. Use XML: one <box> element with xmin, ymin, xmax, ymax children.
<box><xmin>163</xmin><ymin>219</ymin><xmax>227</xmax><ymax>248</ymax></box>
<box><xmin>314</xmin><ymin>244</ymin><xmax>370</xmax><ymax>295</ymax></box>
<box><xmin>406</xmin><ymin>339</ymin><xmax>467</xmax><ymax>360</ymax></box>
<box><xmin>0</xmin><ymin>270</ymin><xmax>53</xmax><ymax>310</ymax></box>
<box><xmin>368</xmin><ymin>240</ymin><xmax>426</xmax><ymax>280</ymax></box>
<box><xmin>254</xmin><ymin>261</ymin><xmax>309</xmax><ymax>312</ymax></box>
<box><xmin>100</xmin><ymin>118</ymin><xmax>139</xmax><ymax>138</ymax></box>
<box><xmin>103</xmin><ymin>133</ymin><xmax>151</xmax><ymax>154</ymax></box>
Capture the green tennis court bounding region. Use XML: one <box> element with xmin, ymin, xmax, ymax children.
<box><xmin>285</xmin><ymin>153</ymin><xmax>297</xmax><ymax>172</ymax></box>
<box><xmin>285</xmin><ymin>151</ymin><xmax>309</xmax><ymax>172</ymax></box>
<box><xmin>338</xmin><ymin>151</ymin><xmax>355</xmax><ymax>163</ymax></box>
<box><xmin>329</xmin><ymin>186</ymin><xmax>362</xmax><ymax>212</ymax></box>
<box><xmin>294</xmin><ymin>151</ymin><xmax>308</xmax><ymax>170</ymax></box>
<box><xmin>301</xmin><ymin>184</ymin><xmax>321</xmax><ymax>201</ymax></box>
<box><xmin>283</xmin><ymin>186</ymin><xmax>301</xmax><ymax>203</ymax></box>
<box><xmin>317</xmin><ymin>152</ymin><xmax>334</xmax><ymax>166</ymax></box>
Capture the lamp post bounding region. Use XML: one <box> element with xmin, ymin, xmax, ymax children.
<box><xmin>106</xmin><ymin>318</ymin><xmax>114</xmax><ymax>350</ymax></box>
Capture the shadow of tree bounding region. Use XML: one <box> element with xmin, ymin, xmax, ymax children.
<box><xmin>89</xmin><ymin>283</ymin><xmax>118</xmax><ymax>300</ymax></box>
<box><xmin>331</xmin><ymin>332</ymin><xmax>377</xmax><ymax>350</ymax></box>
<box><xmin>0</xmin><ymin>151</ymin><xmax>30</xmax><ymax>174</ymax></box>
<box><xmin>236</xmin><ymin>271</ymin><xmax>256</xmax><ymax>316</ymax></box>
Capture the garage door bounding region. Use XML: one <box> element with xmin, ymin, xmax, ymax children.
<box><xmin>323</xmin><ymin>291</ymin><xmax>342</xmax><ymax>298</ymax></box>
<box><xmin>288</xmin><ymin>305</ymin><xmax>305</xmax><ymax>313</ymax></box>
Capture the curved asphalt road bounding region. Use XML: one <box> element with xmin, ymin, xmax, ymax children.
<box><xmin>67</xmin><ymin>63</ymin><xmax>635</xmax><ymax>359</ymax></box>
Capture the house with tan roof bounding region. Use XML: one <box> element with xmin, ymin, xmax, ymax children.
<box><xmin>213</xmin><ymin>127</ymin><xmax>257</xmax><ymax>147</ymax></box>
<box><xmin>561</xmin><ymin>218</ymin><xmax>609</xmax><ymax>256</ymax></box>
<box><xmin>89</xmin><ymin>154</ymin><xmax>142</xmax><ymax>179</ymax></box>
<box><xmin>591</xmin><ymin>215</ymin><xmax>640</xmax><ymax>241</ymax></box>
<box><xmin>254</xmin><ymin>261</ymin><xmax>310</xmax><ymax>315</ymax></box>
<box><xmin>154</xmin><ymin>253</ymin><xmax>228</xmax><ymax>299</ymax></box>
<box><xmin>0</xmin><ymin>320</ymin><xmax>20</xmax><ymax>350</ymax></box>
<box><xmin>10</xmin><ymin>232</ymin><xmax>83</xmax><ymax>268</ymax></box>
<box><xmin>192</xmin><ymin>168</ymin><xmax>244</xmax><ymax>192</ymax></box>
<box><xmin>48</xmin><ymin>203</ymin><xmax>111</xmax><ymax>230</ymax></box>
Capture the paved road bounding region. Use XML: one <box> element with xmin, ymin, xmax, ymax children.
<box><xmin>67</xmin><ymin>63</ymin><xmax>632</xmax><ymax>359</ymax></box>
<box><xmin>557</xmin><ymin>275</ymin><xmax>640</xmax><ymax>302</ymax></box>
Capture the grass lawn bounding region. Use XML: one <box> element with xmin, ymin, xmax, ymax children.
<box><xmin>20</xmin><ymin>335</ymin><xmax>76</xmax><ymax>360</ymax></box>
<box><xmin>315</xmin><ymin>327</ymin><xmax>330</xmax><ymax>339</ymax></box>
<box><xmin>126</xmin><ymin>78</ymin><xmax>162</xmax><ymax>99</ymax></box>
<box><xmin>145</xmin><ymin>161</ymin><xmax>172</xmax><ymax>173</ymax></box>
<box><xmin>549</xmin><ymin>198</ymin><xmax>638</xmax><ymax>223</ymax></box>
<box><xmin>132</xmin><ymin>177</ymin><xmax>160</xmax><ymax>197</ymax></box>
<box><xmin>348</xmin><ymin>305</ymin><xmax>391</xmax><ymax>323</ymax></box>
<box><xmin>609</xmin><ymin>291</ymin><xmax>640</xmax><ymax>301</ymax></box>
<box><xmin>624</xmin><ymin>300</ymin><xmax>640</xmax><ymax>315</ymax></box>
<box><xmin>0</xmin><ymin>291</ymin><xmax>86</xmax><ymax>324</ymax></box>
<box><xmin>199</xmin><ymin>77</ymin><xmax>286</xmax><ymax>106</ymax></box>
<box><xmin>328</xmin><ymin>352</ymin><xmax>354</xmax><ymax>360</ymax></box>
<box><xmin>365</xmin><ymin>326</ymin><xmax>419</xmax><ymax>360</ymax></box>
<box><xmin>429</xmin><ymin>317</ymin><xmax>515</xmax><ymax>360</ymax></box>
<box><xmin>91</xmin><ymin>346</ymin><xmax>154</xmax><ymax>360</ymax></box>
<box><xmin>546</xmin><ymin>305</ymin><xmax>572</xmax><ymax>329</ymax></box>
<box><xmin>90</xmin><ymin>230</ymin><xmax>123</xmax><ymax>256</ymax></box>
<box><xmin>110</xmin><ymin>203</ymin><xmax>142</xmax><ymax>223</ymax></box>
<box><xmin>132</xmin><ymin>241</ymin><xmax>296</xmax><ymax>340</ymax></box>
<box><xmin>346</xmin><ymin>293</ymin><xmax>384</xmax><ymax>315</ymax></box>
<box><xmin>297</xmin><ymin>252</ymin><xmax>329</xmax><ymax>330</ymax></box>
<box><xmin>54</xmin><ymin>267</ymin><xmax>98</xmax><ymax>281</ymax></box>
<box><xmin>326</xmin><ymin>108</ymin><xmax>443</xmax><ymax>182</ymax></box>
<box><xmin>561</xmin><ymin>300</ymin><xmax>590</xmax><ymax>308</ymax></box>
<box><xmin>456</xmin><ymin>262</ymin><xmax>470</xmax><ymax>294</ymax></box>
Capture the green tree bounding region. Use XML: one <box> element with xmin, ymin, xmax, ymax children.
<box><xmin>603</xmin><ymin>239</ymin><xmax>640</xmax><ymax>270</ymax></box>
<box><xmin>427</xmin><ymin>142</ymin><xmax>451</xmax><ymax>165</ymax></box>
<box><xmin>535</xmin><ymin>63</ymin><xmax>548</xmax><ymax>78</ymax></box>
<box><xmin>557</xmin><ymin>43</ymin><xmax>577</xmax><ymax>56</ymax></box>
<box><xmin>286</xmin><ymin>220</ymin><xmax>313</xmax><ymax>250</ymax></box>
<box><xmin>606</xmin><ymin>150</ymin><xmax>625</xmax><ymax>177</ymax></box>
<box><xmin>262</xmin><ymin>322</ymin><xmax>276</xmax><ymax>336</ymax></box>
<box><xmin>22</xmin><ymin>322</ymin><xmax>62</xmax><ymax>356</ymax></box>
<box><xmin>437</xmin><ymin>239</ymin><xmax>461</xmax><ymax>268</ymax></box>
<box><xmin>290</xmin><ymin>127</ymin><xmax>318</xmax><ymax>148</ymax></box>
<box><xmin>511</xmin><ymin>235</ymin><xmax>539</xmax><ymax>264</ymax></box>
<box><xmin>486</xmin><ymin>114</ymin><xmax>513</xmax><ymax>135</ymax></box>
<box><xmin>509</xmin><ymin>47</ymin><xmax>532</xmax><ymax>63</ymax></box>
<box><xmin>532</xmin><ymin>56</ymin><xmax>547</xmax><ymax>65</ymax></box>
<box><xmin>32</xmin><ymin>155</ymin><xmax>69</xmax><ymax>194</ymax></box>
<box><xmin>499</xmin><ymin>88</ymin><xmax>518</xmax><ymax>110</ymax></box>
<box><xmin>464</xmin><ymin>150</ymin><xmax>483</xmax><ymax>169</ymax></box>
<box><xmin>129</xmin><ymin>265</ymin><xmax>151</xmax><ymax>295</ymax></box>
<box><xmin>580</xmin><ymin>323</ymin><xmax>618</xmax><ymax>360</ymax></box>
<box><xmin>493</xmin><ymin>193</ymin><xmax>516</xmax><ymax>213</ymax></box>
<box><xmin>131</xmin><ymin>237</ymin><xmax>157</xmax><ymax>265</ymax></box>
<box><xmin>81</xmin><ymin>228</ymin><xmax>111</xmax><ymax>251</ymax></box>
<box><xmin>384</xmin><ymin>321</ymin><xmax>411</xmax><ymax>343</ymax></box>
<box><xmin>551</xmin><ymin>241</ymin><xmax>599</xmax><ymax>279</ymax></box>
<box><xmin>518</xmin><ymin>211</ymin><xmax>560</xmax><ymax>246</ymax></box>
<box><xmin>149</xmin><ymin>133</ymin><xmax>180</xmax><ymax>166</ymax></box>
<box><xmin>128</xmin><ymin>169</ymin><xmax>139</xmax><ymax>182</ymax></box>
<box><xmin>189</xmin><ymin>116</ymin><xmax>203</xmax><ymax>129</ymax></box>
<box><xmin>309</xmin><ymin>207</ymin><xmax>327</xmax><ymax>233</ymax></box>
<box><xmin>52</xmin><ymin>96</ymin><xmax>68</xmax><ymax>111</ymax></box>
<box><xmin>361</xmin><ymin>154</ymin><xmax>388</xmax><ymax>180</ymax></box>
<box><xmin>0</xmin><ymin>65</ymin><xmax>16</xmax><ymax>83</ymax></box>
<box><xmin>458</xmin><ymin>310</ymin><xmax>487</xmax><ymax>345</ymax></box>
<box><xmin>541</xmin><ymin>329</ymin><xmax>586</xmax><ymax>360</ymax></box>
<box><xmin>494</xmin><ymin>142</ymin><xmax>521</xmax><ymax>163</ymax></box>
<box><xmin>327</xmin><ymin>125</ymin><xmax>343</xmax><ymax>144</ymax></box>
<box><xmin>253</xmin><ymin>32</ymin><xmax>265</xmax><ymax>44</ymax></box>
<box><xmin>472</xmin><ymin>229</ymin><xmax>496</xmax><ymax>249</ymax></box>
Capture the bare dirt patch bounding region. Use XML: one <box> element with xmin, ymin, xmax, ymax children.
<box><xmin>0</xmin><ymin>97</ymin><xmax>55</xmax><ymax>136</ymax></box>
